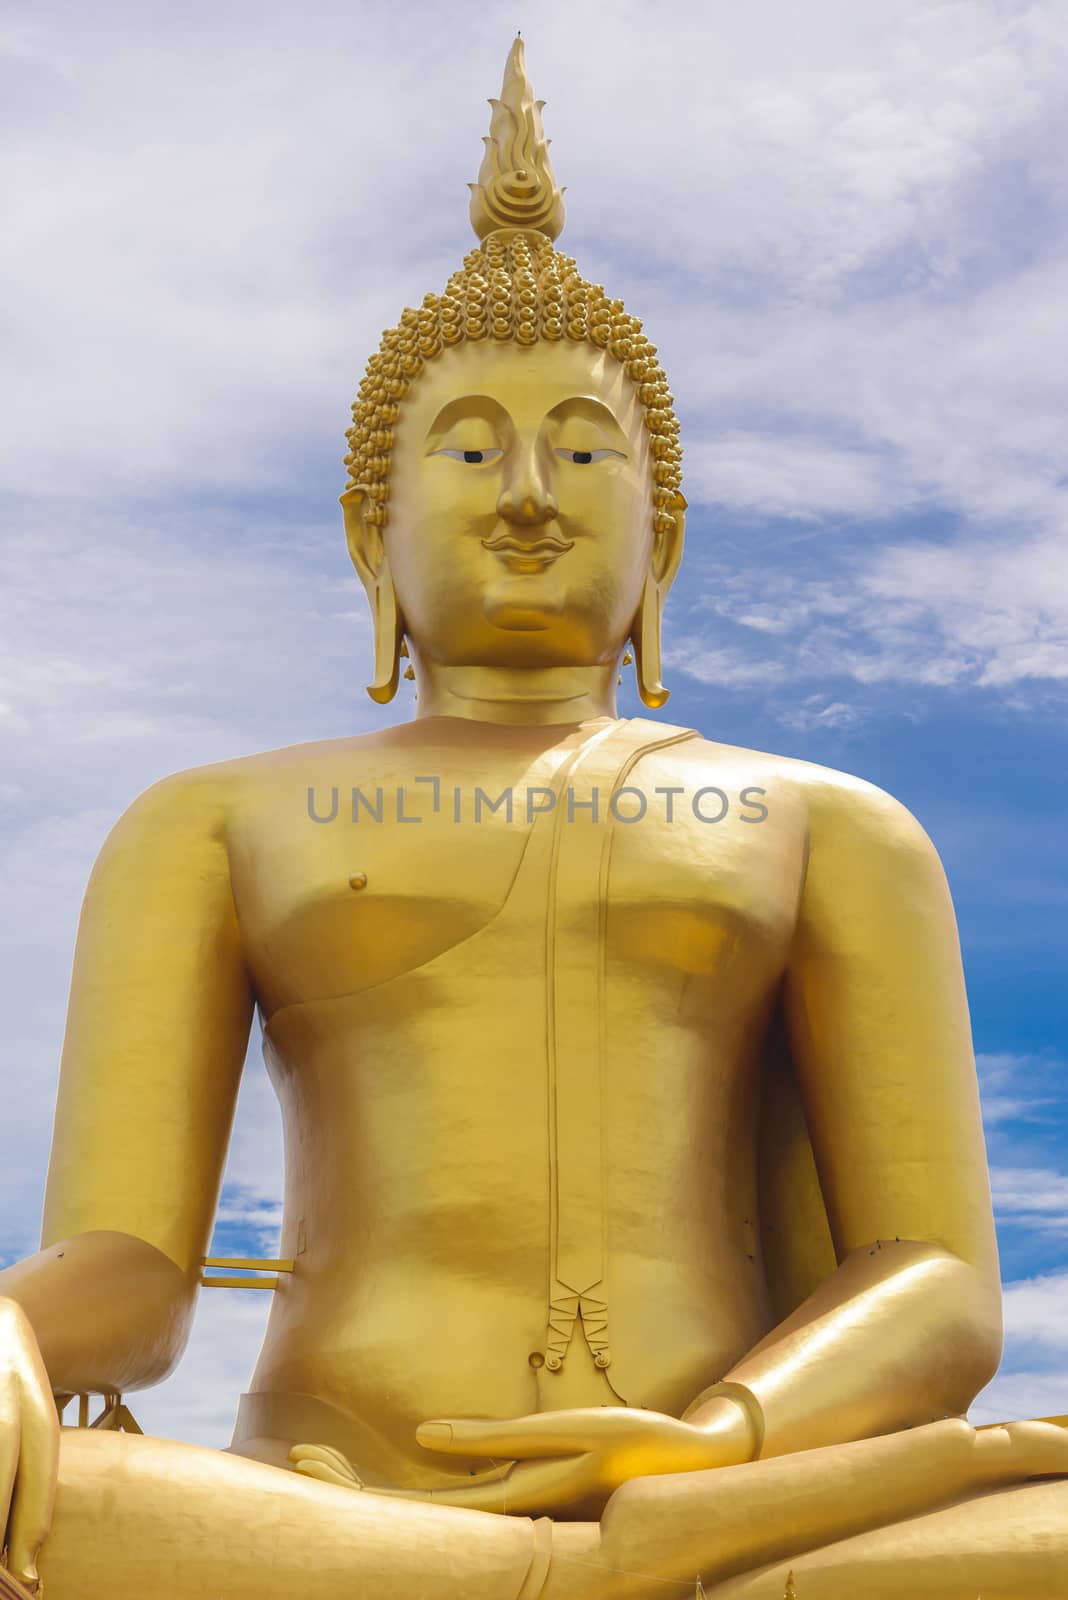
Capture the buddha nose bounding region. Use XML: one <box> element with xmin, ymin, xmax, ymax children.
<box><xmin>497</xmin><ymin>445</ymin><xmax>558</xmax><ymax>527</ymax></box>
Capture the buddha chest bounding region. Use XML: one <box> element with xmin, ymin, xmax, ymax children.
<box><xmin>230</xmin><ymin>717</ymin><xmax>805</xmax><ymax>1023</ymax></box>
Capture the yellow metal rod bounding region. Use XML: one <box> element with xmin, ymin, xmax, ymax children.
<box><xmin>201</xmin><ymin>1257</ymin><xmax>294</xmax><ymax>1272</ymax></box>
<box><xmin>201</xmin><ymin>1276</ymin><xmax>280</xmax><ymax>1291</ymax></box>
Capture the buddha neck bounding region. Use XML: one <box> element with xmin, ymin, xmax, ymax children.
<box><xmin>411</xmin><ymin>661</ymin><xmax>621</xmax><ymax>727</ymax></box>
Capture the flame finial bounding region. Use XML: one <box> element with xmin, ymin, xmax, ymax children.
<box><xmin>469</xmin><ymin>37</ymin><xmax>565</xmax><ymax>242</ymax></box>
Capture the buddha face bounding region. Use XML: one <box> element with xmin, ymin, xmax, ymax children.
<box><xmin>344</xmin><ymin>338</ymin><xmax>682</xmax><ymax>672</ymax></box>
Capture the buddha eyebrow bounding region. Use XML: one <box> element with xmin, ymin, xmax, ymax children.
<box><xmin>424</xmin><ymin>394</ymin><xmax>509</xmax><ymax>442</ymax></box>
<box><xmin>545</xmin><ymin>395</ymin><xmax>629</xmax><ymax>438</ymax></box>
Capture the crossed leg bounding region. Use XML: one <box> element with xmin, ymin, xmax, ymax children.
<box><xmin>707</xmin><ymin>1482</ymin><xmax>1068</xmax><ymax>1600</ymax></box>
<box><xmin>36</xmin><ymin>1430</ymin><xmax>545</xmax><ymax>1600</ymax></box>
<box><xmin>31</xmin><ymin>1420</ymin><xmax>1068</xmax><ymax>1600</ymax></box>
<box><xmin>547</xmin><ymin>1421</ymin><xmax>1068</xmax><ymax>1600</ymax></box>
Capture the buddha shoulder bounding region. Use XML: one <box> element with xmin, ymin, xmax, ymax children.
<box><xmin>672</xmin><ymin>732</ymin><xmax>945</xmax><ymax>880</ymax></box>
<box><xmin>90</xmin><ymin>730</ymin><xmax>399</xmax><ymax>866</ymax></box>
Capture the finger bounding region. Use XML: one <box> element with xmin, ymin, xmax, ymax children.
<box><xmin>417</xmin><ymin>1410</ymin><xmax>617</xmax><ymax>1459</ymax></box>
<box><xmin>288</xmin><ymin>1443</ymin><xmax>363</xmax><ymax>1488</ymax></box>
<box><xmin>7</xmin><ymin>1363</ymin><xmax>58</xmax><ymax>1588</ymax></box>
<box><xmin>362</xmin><ymin>1485</ymin><xmax>431</xmax><ymax>1501</ymax></box>
<box><xmin>288</xmin><ymin>1442</ymin><xmax>353</xmax><ymax>1470</ymax></box>
<box><xmin>392</xmin><ymin>1456</ymin><xmax>595</xmax><ymax>1516</ymax></box>
<box><xmin>364</xmin><ymin>1481</ymin><xmax>515</xmax><ymax>1511</ymax></box>
<box><xmin>290</xmin><ymin>1444</ymin><xmax>362</xmax><ymax>1486</ymax></box>
<box><xmin>292</xmin><ymin>1457</ymin><xmax>361</xmax><ymax>1489</ymax></box>
<box><xmin>361</xmin><ymin>1452</ymin><xmax>517</xmax><ymax>1503</ymax></box>
<box><xmin>368</xmin><ymin>1460</ymin><xmax>590</xmax><ymax>1516</ymax></box>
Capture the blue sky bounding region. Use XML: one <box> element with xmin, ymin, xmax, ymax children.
<box><xmin>2</xmin><ymin>0</ymin><xmax>1067</xmax><ymax>1444</ymax></box>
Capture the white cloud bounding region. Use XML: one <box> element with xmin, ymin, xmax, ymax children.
<box><xmin>977</xmin><ymin>1052</ymin><xmax>1058</xmax><ymax>1130</ymax></box>
<box><xmin>1000</xmin><ymin>1269</ymin><xmax>1068</xmax><ymax>1353</ymax></box>
<box><xmin>865</xmin><ymin>534</ymin><xmax>1068</xmax><ymax>689</ymax></box>
<box><xmin>971</xmin><ymin>1369</ymin><xmax>1068</xmax><ymax>1427</ymax></box>
<box><xmin>991</xmin><ymin>1167</ymin><xmax>1068</xmax><ymax>1235</ymax></box>
<box><xmin>683</xmin><ymin>436</ymin><xmax>911</xmax><ymax>522</ymax></box>
<box><xmin>777</xmin><ymin>697</ymin><xmax>860</xmax><ymax>733</ymax></box>
<box><xmin>673</xmin><ymin>525</ymin><xmax>1068</xmax><ymax>699</ymax></box>
<box><xmin>972</xmin><ymin>1269</ymin><xmax>1068</xmax><ymax>1425</ymax></box>
<box><xmin>976</xmin><ymin>1057</ymin><xmax>1068</xmax><ymax>1239</ymax></box>
<box><xmin>663</xmin><ymin>641</ymin><xmax>788</xmax><ymax>690</ymax></box>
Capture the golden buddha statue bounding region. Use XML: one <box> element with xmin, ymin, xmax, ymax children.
<box><xmin>3</xmin><ymin>38</ymin><xmax>1068</xmax><ymax>1600</ymax></box>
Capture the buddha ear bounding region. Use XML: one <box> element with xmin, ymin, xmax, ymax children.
<box><xmin>340</xmin><ymin>486</ymin><xmax>404</xmax><ymax>705</ymax></box>
<box><xmin>651</xmin><ymin>489</ymin><xmax>686</xmax><ymax>591</ymax></box>
<box><xmin>341</xmin><ymin>484</ymin><xmax>385</xmax><ymax>588</ymax></box>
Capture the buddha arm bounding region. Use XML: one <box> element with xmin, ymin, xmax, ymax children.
<box><xmin>0</xmin><ymin>769</ymin><xmax>253</xmax><ymax>1396</ymax></box>
<box><xmin>693</xmin><ymin>778</ymin><xmax>1002</xmax><ymax>1459</ymax></box>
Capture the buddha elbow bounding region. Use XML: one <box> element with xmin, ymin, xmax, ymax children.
<box><xmin>963</xmin><ymin>1310</ymin><xmax>1003</xmax><ymax>1398</ymax></box>
<box><xmin>939</xmin><ymin>1258</ymin><xmax>1003</xmax><ymax>1406</ymax></box>
<box><xmin>878</xmin><ymin>1243</ymin><xmax>1002</xmax><ymax>1414</ymax></box>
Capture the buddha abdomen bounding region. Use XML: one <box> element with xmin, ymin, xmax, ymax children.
<box><xmin>248</xmin><ymin>945</ymin><xmax>771</xmax><ymax>1481</ymax></box>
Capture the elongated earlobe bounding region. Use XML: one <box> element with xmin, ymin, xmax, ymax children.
<box><xmin>341</xmin><ymin>486</ymin><xmax>405</xmax><ymax>705</ymax></box>
<box><xmin>367</xmin><ymin>570</ymin><xmax>403</xmax><ymax>704</ymax></box>
<box><xmin>631</xmin><ymin>491</ymin><xmax>686</xmax><ymax>708</ymax></box>
<box><xmin>631</xmin><ymin>574</ymin><xmax>669</xmax><ymax>709</ymax></box>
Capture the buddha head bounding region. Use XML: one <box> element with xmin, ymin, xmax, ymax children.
<box><xmin>341</xmin><ymin>39</ymin><xmax>685</xmax><ymax>709</ymax></box>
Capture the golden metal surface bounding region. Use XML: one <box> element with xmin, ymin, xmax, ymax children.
<box><xmin>1</xmin><ymin>34</ymin><xmax>1067</xmax><ymax>1600</ymax></box>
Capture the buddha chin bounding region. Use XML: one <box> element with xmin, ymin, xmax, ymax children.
<box><xmin>485</xmin><ymin>593</ymin><xmax>559</xmax><ymax>631</ymax></box>
<box><xmin>482</xmin><ymin>570</ymin><xmax>605</xmax><ymax>649</ymax></box>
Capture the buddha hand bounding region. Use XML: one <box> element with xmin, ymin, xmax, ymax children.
<box><xmin>0</xmin><ymin>1299</ymin><xmax>59</xmax><ymax>1595</ymax></box>
<box><xmin>293</xmin><ymin>1399</ymin><xmax>753</xmax><ymax>1518</ymax></box>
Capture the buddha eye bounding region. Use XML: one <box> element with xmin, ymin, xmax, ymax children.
<box><xmin>553</xmin><ymin>448</ymin><xmax>625</xmax><ymax>465</ymax></box>
<box><xmin>432</xmin><ymin>447</ymin><xmax>503</xmax><ymax>464</ymax></box>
